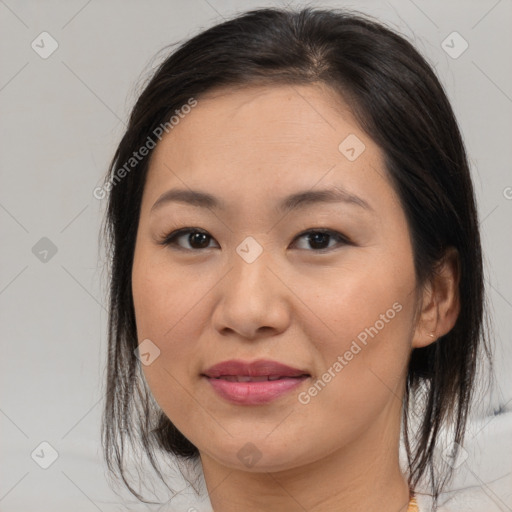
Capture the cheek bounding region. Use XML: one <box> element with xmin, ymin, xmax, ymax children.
<box><xmin>132</xmin><ymin>259</ymin><xmax>205</xmax><ymax>434</ymax></box>
<box><xmin>132</xmin><ymin>244</ymin><xmax>204</xmax><ymax>342</ymax></box>
<box><xmin>131</xmin><ymin>245</ymin><xmax>230</xmax><ymax>424</ymax></box>
<box><xmin>131</xmin><ymin>248</ymin><xmax>200</xmax><ymax>391</ymax></box>
<box><xmin>299</xmin><ymin>250</ymin><xmax>416</xmax><ymax>405</ymax></box>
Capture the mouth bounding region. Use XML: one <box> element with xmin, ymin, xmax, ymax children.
<box><xmin>206</xmin><ymin>374</ymin><xmax>309</xmax><ymax>382</ymax></box>
<box><xmin>202</xmin><ymin>358</ymin><xmax>309</xmax><ymax>379</ymax></box>
<box><xmin>200</xmin><ymin>359</ymin><xmax>311</xmax><ymax>404</ymax></box>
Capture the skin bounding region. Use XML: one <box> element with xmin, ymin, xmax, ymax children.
<box><xmin>131</xmin><ymin>83</ymin><xmax>460</xmax><ymax>512</ymax></box>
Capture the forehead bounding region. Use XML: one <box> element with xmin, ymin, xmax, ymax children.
<box><xmin>155</xmin><ymin>83</ymin><xmax>361</xmax><ymax>162</ymax></box>
<box><xmin>143</xmin><ymin>83</ymin><xmax>396</xmax><ymax>215</ymax></box>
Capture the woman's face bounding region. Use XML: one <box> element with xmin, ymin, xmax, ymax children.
<box><xmin>132</xmin><ymin>83</ymin><xmax>421</xmax><ymax>472</ymax></box>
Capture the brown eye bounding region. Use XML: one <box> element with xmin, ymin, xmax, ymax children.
<box><xmin>159</xmin><ymin>227</ymin><xmax>350</xmax><ymax>253</ymax></box>
<box><xmin>160</xmin><ymin>228</ymin><xmax>218</xmax><ymax>251</ymax></box>
<box><xmin>292</xmin><ymin>229</ymin><xmax>350</xmax><ymax>252</ymax></box>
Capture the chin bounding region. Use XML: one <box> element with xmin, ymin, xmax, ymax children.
<box><xmin>200</xmin><ymin>436</ymin><xmax>320</xmax><ymax>473</ymax></box>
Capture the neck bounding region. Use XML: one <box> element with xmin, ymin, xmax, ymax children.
<box><xmin>200</xmin><ymin>401</ymin><xmax>411</xmax><ymax>512</ymax></box>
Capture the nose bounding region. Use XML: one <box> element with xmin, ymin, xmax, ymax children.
<box><xmin>211</xmin><ymin>247</ymin><xmax>291</xmax><ymax>340</ymax></box>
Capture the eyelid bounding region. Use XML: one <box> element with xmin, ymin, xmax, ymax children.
<box><xmin>292</xmin><ymin>229</ymin><xmax>350</xmax><ymax>252</ymax></box>
<box><xmin>158</xmin><ymin>227</ymin><xmax>351</xmax><ymax>252</ymax></box>
<box><xmin>158</xmin><ymin>227</ymin><xmax>218</xmax><ymax>251</ymax></box>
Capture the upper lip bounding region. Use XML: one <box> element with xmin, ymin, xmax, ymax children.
<box><xmin>202</xmin><ymin>359</ymin><xmax>310</xmax><ymax>378</ymax></box>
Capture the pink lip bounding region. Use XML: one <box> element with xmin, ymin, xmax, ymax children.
<box><xmin>201</xmin><ymin>359</ymin><xmax>310</xmax><ymax>405</ymax></box>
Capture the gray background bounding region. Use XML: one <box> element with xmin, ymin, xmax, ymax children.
<box><xmin>0</xmin><ymin>0</ymin><xmax>511</xmax><ymax>511</ymax></box>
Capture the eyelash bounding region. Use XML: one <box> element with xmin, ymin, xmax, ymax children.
<box><xmin>157</xmin><ymin>227</ymin><xmax>351</xmax><ymax>253</ymax></box>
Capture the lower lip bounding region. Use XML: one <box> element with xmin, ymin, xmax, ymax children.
<box><xmin>204</xmin><ymin>376</ymin><xmax>309</xmax><ymax>405</ymax></box>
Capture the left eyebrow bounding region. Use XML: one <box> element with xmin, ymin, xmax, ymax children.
<box><xmin>150</xmin><ymin>186</ymin><xmax>374</xmax><ymax>215</ymax></box>
<box><xmin>277</xmin><ymin>186</ymin><xmax>374</xmax><ymax>214</ymax></box>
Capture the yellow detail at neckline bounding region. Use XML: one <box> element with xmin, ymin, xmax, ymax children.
<box><xmin>407</xmin><ymin>496</ymin><xmax>419</xmax><ymax>511</ymax></box>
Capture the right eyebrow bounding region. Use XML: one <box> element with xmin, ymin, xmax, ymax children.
<box><xmin>151</xmin><ymin>188</ymin><xmax>223</xmax><ymax>213</ymax></box>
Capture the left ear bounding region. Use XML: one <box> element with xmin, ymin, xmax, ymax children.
<box><xmin>412</xmin><ymin>246</ymin><xmax>461</xmax><ymax>348</ymax></box>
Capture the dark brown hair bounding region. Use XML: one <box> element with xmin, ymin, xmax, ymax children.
<box><xmin>100</xmin><ymin>6</ymin><xmax>493</xmax><ymax>509</ymax></box>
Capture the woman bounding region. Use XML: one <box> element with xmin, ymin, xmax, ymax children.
<box><xmin>100</xmin><ymin>7</ymin><xmax>493</xmax><ymax>512</ymax></box>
